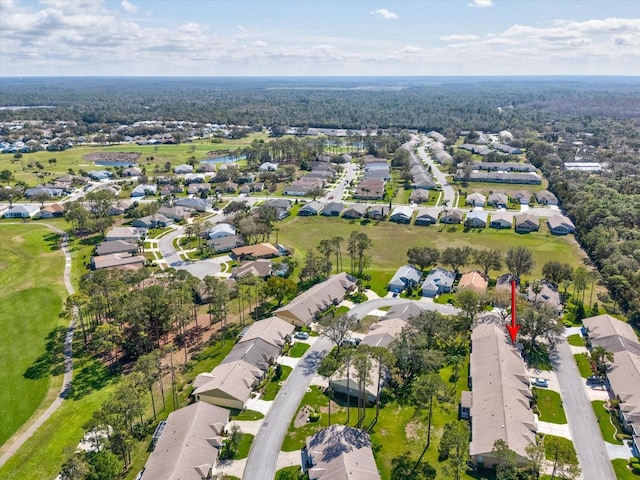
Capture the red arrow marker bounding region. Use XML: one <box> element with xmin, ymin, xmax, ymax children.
<box><xmin>506</xmin><ymin>279</ymin><xmax>521</xmax><ymax>344</ymax></box>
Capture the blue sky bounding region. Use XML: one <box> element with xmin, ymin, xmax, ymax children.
<box><xmin>1</xmin><ymin>0</ymin><xmax>639</xmax><ymax>76</ymax></box>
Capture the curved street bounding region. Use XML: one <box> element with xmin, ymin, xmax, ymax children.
<box><xmin>0</xmin><ymin>224</ymin><xmax>76</xmax><ymax>468</ymax></box>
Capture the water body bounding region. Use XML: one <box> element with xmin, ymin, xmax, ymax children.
<box><xmin>199</xmin><ymin>155</ymin><xmax>243</xmax><ymax>164</ymax></box>
<box><xmin>94</xmin><ymin>161</ymin><xmax>139</xmax><ymax>167</ymax></box>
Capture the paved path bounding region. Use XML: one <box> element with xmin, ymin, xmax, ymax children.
<box><xmin>0</xmin><ymin>224</ymin><xmax>76</xmax><ymax>467</ymax></box>
<box><xmin>555</xmin><ymin>339</ymin><xmax>616</xmax><ymax>480</ymax></box>
<box><xmin>243</xmin><ymin>336</ymin><xmax>333</xmax><ymax>480</ymax></box>
<box><xmin>414</xmin><ymin>134</ymin><xmax>456</xmax><ymax>208</ymax></box>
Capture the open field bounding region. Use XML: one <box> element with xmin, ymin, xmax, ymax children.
<box><xmin>278</xmin><ymin>215</ymin><xmax>589</xmax><ymax>296</ymax></box>
<box><xmin>0</xmin><ymin>223</ymin><xmax>67</xmax><ymax>447</ymax></box>
<box><xmin>0</xmin><ymin>133</ymin><xmax>269</xmax><ymax>185</ymax></box>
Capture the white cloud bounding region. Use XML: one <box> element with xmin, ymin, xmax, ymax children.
<box><xmin>121</xmin><ymin>0</ymin><xmax>137</xmax><ymax>13</ymax></box>
<box><xmin>254</xmin><ymin>40</ymin><xmax>267</xmax><ymax>47</ymax></box>
<box><xmin>370</xmin><ymin>8</ymin><xmax>398</xmax><ymax>20</ymax></box>
<box><xmin>440</xmin><ymin>34</ymin><xmax>479</xmax><ymax>42</ymax></box>
<box><xmin>468</xmin><ymin>0</ymin><xmax>493</xmax><ymax>7</ymax></box>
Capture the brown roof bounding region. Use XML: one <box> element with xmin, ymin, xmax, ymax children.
<box><xmin>458</xmin><ymin>271</ymin><xmax>488</xmax><ymax>293</ymax></box>
<box><xmin>41</xmin><ymin>203</ymin><xmax>65</xmax><ymax>213</ymax></box>
<box><xmin>231</xmin><ymin>259</ymin><xmax>272</xmax><ymax>278</ymax></box>
<box><xmin>193</xmin><ymin>360</ymin><xmax>262</xmax><ymax>407</ymax></box>
<box><xmin>361</xmin><ymin>318</ymin><xmax>407</xmax><ymax>348</ymax></box>
<box><xmin>142</xmin><ymin>402</ymin><xmax>229</xmax><ymax>480</ymax></box>
<box><xmin>583</xmin><ymin>314</ymin><xmax>640</xmax><ymax>354</ymax></box>
<box><xmin>239</xmin><ymin>316</ymin><xmax>295</xmax><ymax>349</ymax></box>
<box><xmin>469</xmin><ymin>323</ymin><xmax>536</xmax><ymax>464</ymax></box>
<box><xmin>92</xmin><ymin>253</ymin><xmax>145</xmax><ymax>270</ymax></box>
<box><xmin>305</xmin><ymin>425</ymin><xmax>380</xmax><ymax>480</ymax></box>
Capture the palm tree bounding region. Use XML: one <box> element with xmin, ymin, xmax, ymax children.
<box><xmin>591</xmin><ymin>345</ymin><xmax>614</xmax><ymax>378</ymax></box>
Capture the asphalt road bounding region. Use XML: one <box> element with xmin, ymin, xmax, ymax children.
<box><xmin>243</xmin><ymin>336</ymin><xmax>333</xmax><ymax>480</ymax></box>
<box><xmin>414</xmin><ymin>135</ymin><xmax>456</xmax><ymax>208</ymax></box>
<box><xmin>555</xmin><ymin>339</ymin><xmax>616</xmax><ymax>480</ymax></box>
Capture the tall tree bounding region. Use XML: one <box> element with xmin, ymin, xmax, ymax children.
<box><xmin>332</xmin><ymin>236</ymin><xmax>344</xmax><ymax>273</ymax></box>
<box><xmin>317</xmin><ymin>355</ymin><xmax>340</xmax><ymax>426</ymax></box>
<box><xmin>265</xmin><ymin>276</ymin><xmax>297</xmax><ymax>306</ymax></box>
<box><xmin>411</xmin><ymin>373</ymin><xmax>448</xmax><ymax>474</ymax></box>
<box><xmin>407</xmin><ymin>246</ymin><xmax>440</xmax><ymax>272</ymax></box>
<box><xmin>439</xmin><ymin>420</ymin><xmax>470</xmax><ymax>480</ymax></box>
<box><xmin>519</xmin><ymin>302</ymin><xmax>565</xmax><ymax>353</ymax></box>
<box><xmin>473</xmin><ymin>248</ymin><xmax>503</xmax><ymax>276</ymax></box>
<box><xmin>441</xmin><ymin>246</ymin><xmax>472</xmax><ymax>274</ymax></box>
<box><xmin>591</xmin><ymin>345</ymin><xmax>614</xmax><ymax>378</ymax></box>
<box><xmin>347</xmin><ymin>231</ymin><xmax>372</xmax><ymax>276</ymax></box>
<box><xmin>542</xmin><ymin>261</ymin><xmax>573</xmax><ymax>285</ymax></box>
<box><xmin>505</xmin><ymin>246</ymin><xmax>535</xmax><ymax>279</ymax></box>
<box><xmin>492</xmin><ymin>439</ymin><xmax>519</xmax><ymax>480</ymax></box>
<box><xmin>319</xmin><ymin>314</ymin><xmax>357</xmax><ymax>355</ymax></box>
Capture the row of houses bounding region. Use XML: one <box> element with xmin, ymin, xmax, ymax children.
<box><xmin>582</xmin><ymin>314</ymin><xmax>640</xmax><ymax>456</ymax></box>
<box><xmin>465</xmin><ymin>189</ymin><xmax>558</xmax><ymax>208</ymax></box>
<box><xmin>284</xmin><ymin>162</ymin><xmax>337</xmax><ymax>196</ymax></box>
<box><xmin>455</xmin><ymin>170</ymin><xmax>542</xmax><ymax>185</ymax></box>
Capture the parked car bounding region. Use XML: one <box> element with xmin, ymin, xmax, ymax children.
<box><xmin>341</xmin><ymin>338</ymin><xmax>361</xmax><ymax>347</ymax></box>
<box><xmin>531</xmin><ymin>378</ymin><xmax>549</xmax><ymax>388</ymax></box>
<box><xmin>587</xmin><ymin>375</ymin><xmax>605</xmax><ymax>385</ymax></box>
<box><xmin>294</xmin><ymin>331</ymin><xmax>309</xmax><ymax>340</ymax></box>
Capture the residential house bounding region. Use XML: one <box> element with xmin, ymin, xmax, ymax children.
<box><xmin>468</xmin><ymin>323</ymin><xmax>537</xmax><ymax>468</ymax></box>
<box><xmin>96</xmin><ymin>240</ymin><xmax>139</xmax><ymax>256</ymax></box>
<box><xmin>536</xmin><ymin>190</ymin><xmax>558</xmax><ymax>206</ymax></box>
<box><xmin>353</xmin><ymin>178</ymin><xmax>385</xmax><ymax>200</ymax></box>
<box><xmin>158</xmin><ymin>206</ymin><xmax>192</xmax><ymax>222</ymax></box>
<box><xmin>547</xmin><ymin>215</ymin><xmax>576</xmax><ymax>235</ymax></box>
<box><xmin>366</xmin><ymin>204</ymin><xmax>389</xmax><ymax>221</ymax></box>
<box><xmin>92</xmin><ymin>253</ymin><xmax>146</xmax><ymax>270</ymax></box>
<box><xmin>174</xmin><ymin>164</ymin><xmax>194</xmax><ymax>174</ymax></box>
<box><xmin>496</xmin><ymin>273</ymin><xmax>520</xmax><ymax>291</ymax></box>
<box><xmin>302</xmin><ymin>425</ymin><xmax>381</xmax><ymax>480</ymax></box>
<box><xmin>321</xmin><ymin>202</ymin><xmax>344</xmax><ymax>217</ymax></box>
<box><xmin>414</xmin><ymin>207</ymin><xmax>440</xmax><ymax>226</ymax></box>
<box><xmin>342</xmin><ymin>204</ymin><xmax>368</xmax><ymax>219</ymax></box>
<box><xmin>411</xmin><ymin>173</ymin><xmax>437</xmax><ymax>190</ymax></box>
<box><xmin>380</xmin><ymin>302</ymin><xmax>424</xmax><ymax>321</ymax></box>
<box><xmin>464</xmin><ymin>210</ymin><xmax>488</xmax><ymax>229</ymax></box>
<box><xmin>284</xmin><ymin>182</ymin><xmax>313</xmax><ymax>196</ymax></box>
<box><xmin>330</xmin><ymin>359</ymin><xmax>381</xmax><ymax>405</ymax></box>
<box><xmin>421</xmin><ymin>268</ymin><xmax>456</xmax><ymax>297</ymax></box>
<box><xmin>231</xmin><ymin>259</ymin><xmax>272</xmax><ymax>279</ymax></box>
<box><xmin>123</xmin><ymin>167</ymin><xmax>142</xmax><ymax>177</ymax></box>
<box><xmin>266</xmin><ymin>199</ymin><xmax>292</xmax><ymax>220</ymax></box>
<box><xmin>132</xmin><ymin>214</ymin><xmax>173</xmax><ymax>229</ymax></box>
<box><xmin>360</xmin><ymin>318</ymin><xmax>407</xmax><ymax>348</ymax></box>
<box><xmin>440</xmin><ymin>209</ymin><xmax>464</xmax><ymax>224</ymax></box>
<box><xmin>510</xmin><ymin>191</ymin><xmax>532</xmax><ymax>205</ymax></box>
<box><xmin>388</xmin><ymin>265</ymin><xmax>422</xmax><ymax>293</ymax></box>
<box><xmin>476</xmin><ymin>162</ymin><xmax>532</xmax><ymax>172</ymax></box>
<box><xmin>105</xmin><ymin>226</ymin><xmax>144</xmax><ymax>242</ymax></box>
<box><xmin>389</xmin><ymin>206</ymin><xmax>415</xmax><ymax>224</ymax></box>
<box><xmin>131</xmin><ymin>184</ymin><xmax>158</xmax><ymax>197</ymax></box>
<box><xmin>259</xmin><ymin>162</ymin><xmax>279</xmax><ymax>172</ymax></box>
<box><xmin>208</xmin><ymin>223</ymin><xmax>236</xmax><ymax>240</ymax></box>
<box><xmin>192</xmin><ymin>360</ymin><xmax>263</xmax><ymax>410</ymax></box>
<box><xmin>514</xmin><ymin>213</ymin><xmax>539</xmax><ymax>233</ymax></box>
<box><xmin>274</xmin><ymin>272</ymin><xmax>356</xmax><ymax>326</ymax></box>
<box><xmin>175</xmin><ymin>198</ymin><xmax>211</xmax><ymax>212</ymax></box>
<box><xmin>87</xmin><ymin>170</ymin><xmax>112</xmax><ymax>181</ymax></box>
<box><xmin>458</xmin><ymin>271</ymin><xmax>489</xmax><ymax>294</ymax></box>
<box><xmin>238</xmin><ymin>316</ymin><xmax>294</xmax><ymax>349</ymax></box>
<box><xmin>466</xmin><ymin>192</ymin><xmax>486</xmax><ymax>207</ymax></box>
<box><xmin>3</xmin><ymin>204</ymin><xmax>40</xmax><ymax>218</ymax></box>
<box><xmin>187</xmin><ymin>183</ymin><xmax>211</xmax><ymax>195</ymax></box>
<box><xmin>487</xmin><ymin>192</ymin><xmax>508</xmax><ymax>208</ymax></box>
<box><xmin>221</xmin><ymin>337</ymin><xmax>280</xmax><ymax>373</ymax></box>
<box><xmin>37</xmin><ymin>203</ymin><xmax>65</xmax><ymax>218</ymax></box>
<box><xmin>298</xmin><ymin>201</ymin><xmax>324</xmax><ymax>216</ymax></box>
<box><xmin>582</xmin><ymin>314</ymin><xmax>640</xmax><ymax>440</ymax></box>
<box><xmin>141</xmin><ymin>402</ymin><xmax>229</xmax><ymax>480</ymax></box>
<box><xmin>207</xmin><ymin>235</ymin><xmax>244</xmax><ymax>254</ymax></box>
<box><xmin>25</xmin><ymin>186</ymin><xmax>64</xmax><ymax>198</ymax></box>
<box><xmin>231</xmin><ymin>243</ymin><xmax>280</xmax><ymax>259</ymax></box>
<box><xmin>460</xmin><ymin>171</ymin><xmax>542</xmax><ymax>185</ymax></box>
<box><xmin>489</xmin><ymin>211</ymin><xmax>512</xmax><ymax>229</ymax></box>
<box><xmin>409</xmin><ymin>189</ymin><xmax>430</xmax><ymax>204</ymax></box>
<box><xmin>527</xmin><ymin>279</ymin><xmax>562</xmax><ymax>315</ymax></box>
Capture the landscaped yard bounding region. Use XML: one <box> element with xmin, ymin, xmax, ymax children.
<box><xmin>231</xmin><ymin>409</ymin><xmax>265</xmax><ymax>421</ymax></box>
<box><xmin>533</xmin><ymin>388</ymin><xmax>567</xmax><ymax>424</ymax></box>
<box><xmin>234</xmin><ymin>433</ymin><xmax>254</xmax><ymax>460</ymax></box>
<box><xmin>567</xmin><ymin>334</ymin><xmax>584</xmax><ymax>347</ymax></box>
<box><xmin>278</xmin><ymin>216</ymin><xmax>588</xmax><ymax>298</ymax></box>
<box><xmin>261</xmin><ymin>365</ymin><xmax>292</xmax><ymax>401</ymax></box>
<box><xmin>276</xmin><ymin>466</ymin><xmax>305</xmax><ymax>479</ymax></box>
<box><xmin>543</xmin><ymin>434</ymin><xmax>577</xmax><ymax>461</ymax></box>
<box><xmin>288</xmin><ymin>342</ymin><xmax>310</xmax><ymax>359</ymax></box>
<box><xmin>612</xmin><ymin>459</ymin><xmax>640</xmax><ymax>479</ymax></box>
<box><xmin>574</xmin><ymin>353</ymin><xmax>593</xmax><ymax>378</ymax></box>
<box><xmin>0</xmin><ymin>223</ymin><xmax>67</xmax><ymax>447</ymax></box>
<box><xmin>592</xmin><ymin>400</ymin><xmax>624</xmax><ymax>445</ymax></box>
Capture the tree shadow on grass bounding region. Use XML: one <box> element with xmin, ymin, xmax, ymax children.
<box><xmin>23</xmin><ymin>326</ymin><xmax>67</xmax><ymax>380</ymax></box>
<box><xmin>66</xmin><ymin>353</ymin><xmax>117</xmax><ymax>400</ymax></box>
<box><xmin>43</xmin><ymin>232</ymin><xmax>62</xmax><ymax>251</ymax></box>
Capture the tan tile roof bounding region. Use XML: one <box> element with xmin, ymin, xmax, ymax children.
<box><xmin>458</xmin><ymin>271</ymin><xmax>489</xmax><ymax>293</ymax></box>
<box><xmin>239</xmin><ymin>316</ymin><xmax>295</xmax><ymax>349</ymax></box>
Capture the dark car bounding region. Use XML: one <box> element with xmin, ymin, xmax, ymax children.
<box><xmin>587</xmin><ymin>375</ymin><xmax>605</xmax><ymax>385</ymax></box>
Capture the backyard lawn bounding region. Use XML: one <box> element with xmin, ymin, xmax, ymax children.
<box><xmin>0</xmin><ymin>223</ymin><xmax>67</xmax><ymax>447</ymax></box>
<box><xmin>533</xmin><ymin>388</ymin><xmax>567</xmax><ymax>424</ymax></box>
<box><xmin>278</xmin><ymin>215</ymin><xmax>589</xmax><ymax>297</ymax></box>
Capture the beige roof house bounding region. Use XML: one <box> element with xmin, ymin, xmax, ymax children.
<box><xmin>92</xmin><ymin>253</ymin><xmax>145</xmax><ymax>270</ymax></box>
<box><xmin>303</xmin><ymin>425</ymin><xmax>381</xmax><ymax>480</ymax></box>
<box><xmin>231</xmin><ymin>242</ymin><xmax>280</xmax><ymax>259</ymax></box>
<box><xmin>221</xmin><ymin>337</ymin><xmax>280</xmax><ymax>373</ymax></box>
<box><xmin>583</xmin><ymin>314</ymin><xmax>640</xmax><ymax>354</ymax></box>
<box><xmin>515</xmin><ymin>213</ymin><xmax>539</xmax><ymax>233</ymax></box>
<box><xmin>330</xmin><ymin>359</ymin><xmax>381</xmax><ymax>405</ymax></box>
<box><xmin>361</xmin><ymin>318</ymin><xmax>407</xmax><ymax>348</ymax></box>
<box><xmin>142</xmin><ymin>401</ymin><xmax>229</xmax><ymax>480</ymax></box>
<box><xmin>458</xmin><ymin>271</ymin><xmax>489</xmax><ymax>294</ymax></box>
<box><xmin>238</xmin><ymin>316</ymin><xmax>295</xmax><ymax>349</ymax></box>
<box><xmin>469</xmin><ymin>323</ymin><xmax>537</xmax><ymax>468</ymax></box>
<box><xmin>274</xmin><ymin>272</ymin><xmax>356</xmax><ymax>326</ymax></box>
<box><xmin>193</xmin><ymin>360</ymin><xmax>263</xmax><ymax>410</ymax></box>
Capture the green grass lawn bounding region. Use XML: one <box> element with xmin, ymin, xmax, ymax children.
<box><xmin>262</xmin><ymin>365</ymin><xmax>293</xmax><ymax>401</ymax></box>
<box><xmin>574</xmin><ymin>353</ymin><xmax>593</xmax><ymax>378</ymax></box>
<box><xmin>277</xmin><ymin>215</ymin><xmax>587</xmax><ymax>295</ymax></box>
<box><xmin>276</xmin><ymin>466</ymin><xmax>305</xmax><ymax>480</ymax></box>
<box><xmin>534</xmin><ymin>388</ymin><xmax>567</xmax><ymax>424</ymax></box>
<box><xmin>234</xmin><ymin>433</ymin><xmax>254</xmax><ymax>460</ymax></box>
<box><xmin>567</xmin><ymin>334</ymin><xmax>585</xmax><ymax>347</ymax></box>
<box><xmin>612</xmin><ymin>459</ymin><xmax>640</xmax><ymax>479</ymax></box>
<box><xmin>592</xmin><ymin>400</ymin><xmax>624</xmax><ymax>445</ymax></box>
<box><xmin>0</xmin><ymin>223</ymin><xmax>68</xmax><ymax>447</ymax></box>
<box><xmin>288</xmin><ymin>342</ymin><xmax>310</xmax><ymax>358</ymax></box>
<box><xmin>231</xmin><ymin>409</ymin><xmax>265</xmax><ymax>421</ymax></box>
